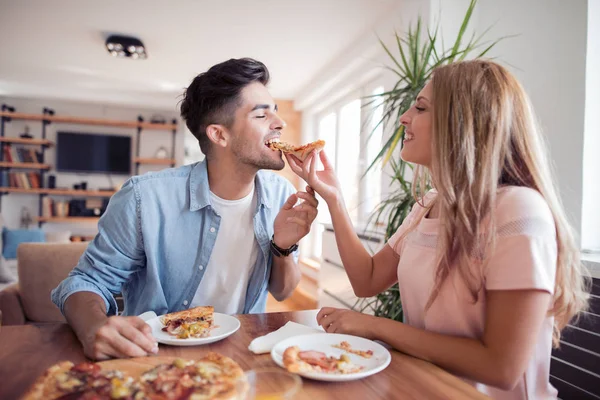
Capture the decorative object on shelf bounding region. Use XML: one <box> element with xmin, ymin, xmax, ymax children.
<box><xmin>154</xmin><ymin>146</ymin><xmax>169</xmax><ymax>159</ymax></box>
<box><xmin>150</xmin><ymin>114</ymin><xmax>166</xmax><ymax>124</ymax></box>
<box><xmin>105</xmin><ymin>34</ymin><xmax>147</xmax><ymax>59</ymax></box>
<box><xmin>47</xmin><ymin>175</ymin><xmax>56</xmax><ymax>189</ymax></box>
<box><xmin>19</xmin><ymin>125</ymin><xmax>33</xmax><ymax>139</ymax></box>
<box><xmin>20</xmin><ymin>207</ymin><xmax>34</xmax><ymax>228</ymax></box>
<box><xmin>80</xmin><ymin>181</ymin><xmax>87</xmax><ymax>190</ymax></box>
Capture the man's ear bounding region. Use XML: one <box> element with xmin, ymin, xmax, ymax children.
<box><xmin>205</xmin><ymin>124</ymin><xmax>230</xmax><ymax>149</ymax></box>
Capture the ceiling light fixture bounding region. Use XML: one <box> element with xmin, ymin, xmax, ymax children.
<box><xmin>105</xmin><ymin>35</ymin><xmax>147</xmax><ymax>59</ymax></box>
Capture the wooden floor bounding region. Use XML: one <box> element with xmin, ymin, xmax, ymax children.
<box><xmin>266</xmin><ymin>290</ymin><xmax>318</xmax><ymax>312</ymax></box>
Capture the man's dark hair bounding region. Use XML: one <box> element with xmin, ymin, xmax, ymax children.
<box><xmin>180</xmin><ymin>58</ymin><xmax>270</xmax><ymax>156</ymax></box>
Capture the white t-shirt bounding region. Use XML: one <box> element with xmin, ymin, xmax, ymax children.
<box><xmin>190</xmin><ymin>187</ymin><xmax>260</xmax><ymax>314</ymax></box>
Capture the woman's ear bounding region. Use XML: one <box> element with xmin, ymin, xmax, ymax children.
<box><xmin>206</xmin><ymin>124</ymin><xmax>230</xmax><ymax>149</ymax></box>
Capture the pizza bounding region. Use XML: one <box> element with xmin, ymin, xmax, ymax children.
<box><xmin>22</xmin><ymin>361</ymin><xmax>139</xmax><ymax>400</ymax></box>
<box><xmin>267</xmin><ymin>139</ymin><xmax>326</xmax><ymax>161</ymax></box>
<box><xmin>282</xmin><ymin>346</ymin><xmax>363</xmax><ymax>374</ymax></box>
<box><xmin>332</xmin><ymin>341</ymin><xmax>374</xmax><ymax>359</ymax></box>
<box><xmin>23</xmin><ymin>353</ymin><xmax>248</xmax><ymax>400</ymax></box>
<box><xmin>160</xmin><ymin>306</ymin><xmax>214</xmax><ymax>339</ymax></box>
<box><xmin>137</xmin><ymin>353</ymin><xmax>246</xmax><ymax>400</ymax></box>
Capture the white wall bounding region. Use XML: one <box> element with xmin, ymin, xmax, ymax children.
<box><xmin>474</xmin><ymin>0</ymin><xmax>588</xmax><ymax>239</ymax></box>
<box><xmin>0</xmin><ymin>96</ymin><xmax>190</xmax><ymax>235</ymax></box>
<box><xmin>582</xmin><ymin>0</ymin><xmax>600</xmax><ymax>252</ymax></box>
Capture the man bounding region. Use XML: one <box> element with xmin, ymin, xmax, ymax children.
<box><xmin>51</xmin><ymin>58</ymin><xmax>318</xmax><ymax>360</ymax></box>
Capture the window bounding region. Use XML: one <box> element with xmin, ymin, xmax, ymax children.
<box><xmin>304</xmin><ymin>79</ymin><xmax>385</xmax><ymax>260</ymax></box>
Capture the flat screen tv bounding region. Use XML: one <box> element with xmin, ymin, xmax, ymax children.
<box><xmin>56</xmin><ymin>131</ymin><xmax>132</xmax><ymax>175</ymax></box>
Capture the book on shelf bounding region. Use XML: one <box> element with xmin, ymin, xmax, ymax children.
<box><xmin>42</xmin><ymin>197</ymin><xmax>69</xmax><ymax>218</ymax></box>
<box><xmin>1</xmin><ymin>144</ymin><xmax>42</xmax><ymax>163</ymax></box>
<box><xmin>3</xmin><ymin>171</ymin><xmax>42</xmax><ymax>189</ymax></box>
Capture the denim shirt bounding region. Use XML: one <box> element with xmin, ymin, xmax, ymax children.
<box><xmin>51</xmin><ymin>161</ymin><xmax>297</xmax><ymax>316</ymax></box>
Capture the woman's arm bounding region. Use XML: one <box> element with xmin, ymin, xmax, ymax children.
<box><xmin>286</xmin><ymin>151</ymin><xmax>399</xmax><ymax>297</ymax></box>
<box><xmin>318</xmin><ymin>289</ymin><xmax>551</xmax><ymax>391</ymax></box>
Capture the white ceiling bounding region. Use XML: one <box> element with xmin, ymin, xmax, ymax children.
<box><xmin>0</xmin><ymin>0</ymin><xmax>399</xmax><ymax>110</ymax></box>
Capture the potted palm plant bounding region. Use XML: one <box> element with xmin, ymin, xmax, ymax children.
<box><xmin>355</xmin><ymin>0</ymin><xmax>505</xmax><ymax>321</ymax></box>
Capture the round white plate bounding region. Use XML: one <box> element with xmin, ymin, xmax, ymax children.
<box><xmin>147</xmin><ymin>313</ymin><xmax>240</xmax><ymax>346</ymax></box>
<box><xmin>271</xmin><ymin>333</ymin><xmax>391</xmax><ymax>382</ymax></box>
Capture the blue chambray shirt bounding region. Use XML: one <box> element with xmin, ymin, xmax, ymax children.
<box><xmin>51</xmin><ymin>161</ymin><xmax>297</xmax><ymax>316</ymax></box>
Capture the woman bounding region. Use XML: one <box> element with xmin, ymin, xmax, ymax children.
<box><xmin>285</xmin><ymin>60</ymin><xmax>589</xmax><ymax>399</ymax></box>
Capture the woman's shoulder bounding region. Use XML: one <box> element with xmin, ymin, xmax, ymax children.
<box><xmin>495</xmin><ymin>185</ymin><xmax>555</xmax><ymax>227</ymax></box>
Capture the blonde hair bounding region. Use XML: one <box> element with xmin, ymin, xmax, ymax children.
<box><xmin>407</xmin><ymin>60</ymin><xmax>589</xmax><ymax>347</ymax></box>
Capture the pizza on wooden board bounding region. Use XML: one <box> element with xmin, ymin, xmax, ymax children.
<box><xmin>160</xmin><ymin>306</ymin><xmax>214</xmax><ymax>339</ymax></box>
<box><xmin>22</xmin><ymin>353</ymin><xmax>248</xmax><ymax>400</ymax></box>
<box><xmin>267</xmin><ymin>139</ymin><xmax>325</xmax><ymax>161</ymax></box>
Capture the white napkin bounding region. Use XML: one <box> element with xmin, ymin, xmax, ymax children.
<box><xmin>138</xmin><ymin>311</ymin><xmax>158</xmax><ymax>322</ymax></box>
<box><xmin>248</xmin><ymin>321</ymin><xmax>324</xmax><ymax>354</ymax></box>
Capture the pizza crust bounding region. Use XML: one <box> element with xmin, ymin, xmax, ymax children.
<box><xmin>268</xmin><ymin>140</ymin><xmax>325</xmax><ymax>161</ymax></box>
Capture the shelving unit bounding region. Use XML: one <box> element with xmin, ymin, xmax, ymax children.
<box><xmin>0</xmin><ymin>104</ymin><xmax>177</xmax><ymax>228</ymax></box>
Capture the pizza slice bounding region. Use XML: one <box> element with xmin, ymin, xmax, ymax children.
<box><xmin>22</xmin><ymin>361</ymin><xmax>139</xmax><ymax>400</ymax></box>
<box><xmin>160</xmin><ymin>306</ymin><xmax>214</xmax><ymax>339</ymax></box>
<box><xmin>283</xmin><ymin>346</ymin><xmax>363</xmax><ymax>375</ymax></box>
<box><xmin>332</xmin><ymin>341</ymin><xmax>374</xmax><ymax>359</ymax></box>
<box><xmin>267</xmin><ymin>139</ymin><xmax>325</xmax><ymax>161</ymax></box>
<box><xmin>136</xmin><ymin>354</ymin><xmax>247</xmax><ymax>400</ymax></box>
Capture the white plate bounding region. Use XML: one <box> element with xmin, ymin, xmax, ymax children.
<box><xmin>147</xmin><ymin>313</ymin><xmax>240</xmax><ymax>346</ymax></box>
<box><xmin>271</xmin><ymin>333</ymin><xmax>391</xmax><ymax>382</ymax></box>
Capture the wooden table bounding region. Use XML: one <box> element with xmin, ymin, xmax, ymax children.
<box><xmin>0</xmin><ymin>310</ymin><xmax>489</xmax><ymax>399</ymax></box>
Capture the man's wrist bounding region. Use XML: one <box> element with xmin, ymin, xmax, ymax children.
<box><xmin>270</xmin><ymin>235</ymin><xmax>298</xmax><ymax>257</ymax></box>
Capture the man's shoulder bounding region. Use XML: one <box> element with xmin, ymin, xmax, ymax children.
<box><xmin>129</xmin><ymin>163</ymin><xmax>195</xmax><ymax>186</ymax></box>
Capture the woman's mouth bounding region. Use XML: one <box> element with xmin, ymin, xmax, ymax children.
<box><xmin>404</xmin><ymin>131</ymin><xmax>415</xmax><ymax>143</ymax></box>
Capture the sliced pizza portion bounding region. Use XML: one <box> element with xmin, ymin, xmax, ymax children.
<box><xmin>136</xmin><ymin>354</ymin><xmax>247</xmax><ymax>400</ymax></box>
<box><xmin>267</xmin><ymin>139</ymin><xmax>326</xmax><ymax>161</ymax></box>
<box><xmin>160</xmin><ymin>306</ymin><xmax>214</xmax><ymax>339</ymax></box>
<box><xmin>332</xmin><ymin>341</ymin><xmax>374</xmax><ymax>359</ymax></box>
<box><xmin>22</xmin><ymin>361</ymin><xmax>139</xmax><ymax>400</ymax></box>
<box><xmin>283</xmin><ymin>346</ymin><xmax>363</xmax><ymax>375</ymax></box>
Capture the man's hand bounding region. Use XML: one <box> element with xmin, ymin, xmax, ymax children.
<box><xmin>83</xmin><ymin>316</ymin><xmax>158</xmax><ymax>360</ymax></box>
<box><xmin>273</xmin><ymin>187</ymin><xmax>319</xmax><ymax>249</ymax></box>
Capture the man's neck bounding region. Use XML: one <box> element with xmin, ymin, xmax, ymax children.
<box><xmin>206</xmin><ymin>158</ymin><xmax>257</xmax><ymax>200</ymax></box>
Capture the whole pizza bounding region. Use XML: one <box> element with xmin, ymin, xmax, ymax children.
<box><xmin>22</xmin><ymin>353</ymin><xmax>247</xmax><ymax>400</ymax></box>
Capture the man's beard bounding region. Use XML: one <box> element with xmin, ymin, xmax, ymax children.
<box><xmin>232</xmin><ymin>140</ymin><xmax>285</xmax><ymax>171</ymax></box>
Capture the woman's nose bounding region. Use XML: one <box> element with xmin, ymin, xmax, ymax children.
<box><xmin>399</xmin><ymin>110</ymin><xmax>410</xmax><ymax>127</ymax></box>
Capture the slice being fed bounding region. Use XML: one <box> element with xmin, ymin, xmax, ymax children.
<box><xmin>160</xmin><ymin>306</ymin><xmax>214</xmax><ymax>339</ymax></box>
<box><xmin>268</xmin><ymin>139</ymin><xmax>325</xmax><ymax>161</ymax></box>
<box><xmin>22</xmin><ymin>361</ymin><xmax>139</xmax><ymax>400</ymax></box>
<box><xmin>282</xmin><ymin>346</ymin><xmax>363</xmax><ymax>375</ymax></box>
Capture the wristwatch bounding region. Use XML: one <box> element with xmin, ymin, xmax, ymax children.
<box><xmin>270</xmin><ymin>235</ymin><xmax>299</xmax><ymax>257</ymax></box>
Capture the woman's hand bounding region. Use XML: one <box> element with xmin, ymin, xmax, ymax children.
<box><xmin>285</xmin><ymin>150</ymin><xmax>341</xmax><ymax>206</ymax></box>
<box><xmin>316</xmin><ymin>307</ymin><xmax>378</xmax><ymax>340</ymax></box>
